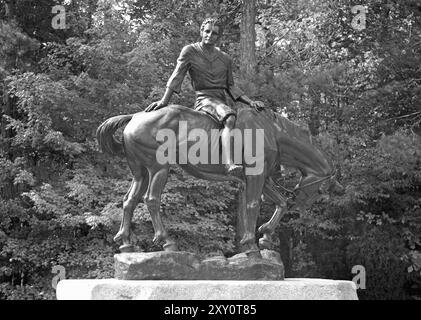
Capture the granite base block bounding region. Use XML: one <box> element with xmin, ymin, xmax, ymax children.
<box><xmin>57</xmin><ymin>278</ymin><xmax>358</xmax><ymax>300</ymax></box>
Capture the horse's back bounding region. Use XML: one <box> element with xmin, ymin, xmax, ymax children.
<box><xmin>123</xmin><ymin>105</ymin><xmax>221</xmax><ymax>153</ymax></box>
<box><xmin>125</xmin><ymin>105</ymin><xmax>309</xmax><ymax>147</ymax></box>
<box><xmin>133</xmin><ymin>105</ymin><xmax>220</xmax><ymax>129</ymax></box>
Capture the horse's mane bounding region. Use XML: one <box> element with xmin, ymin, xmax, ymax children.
<box><xmin>240</xmin><ymin>108</ymin><xmax>312</xmax><ymax>145</ymax></box>
<box><xmin>268</xmin><ymin>109</ymin><xmax>312</xmax><ymax>144</ymax></box>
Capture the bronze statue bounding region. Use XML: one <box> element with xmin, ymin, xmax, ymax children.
<box><xmin>96</xmin><ymin>17</ymin><xmax>344</xmax><ymax>256</ymax></box>
<box><xmin>145</xmin><ymin>18</ymin><xmax>264</xmax><ymax>178</ymax></box>
<box><xmin>97</xmin><ymin>106</ymin><xmax>345</xmax><ymax>255</ymax></box>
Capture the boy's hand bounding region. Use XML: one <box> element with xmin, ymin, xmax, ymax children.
<box><xmin>250</xmin><ymin>100</ymin><xmax>265</xmax><ymax>112</ymax></box>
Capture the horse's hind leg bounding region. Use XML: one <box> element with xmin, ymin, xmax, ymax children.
<box><xmin>144</xmin><ymin>166</ymin><xmax>178</xmax><ymax>252</ymax></box>
<box><xmin>114</xmin><ymin>166</ymin><xmax>148</xmax><ymax>252</ymax></box>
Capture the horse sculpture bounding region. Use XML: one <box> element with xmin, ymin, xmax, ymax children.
<box><xmin>96</xmin><ymin>105</ymin><xmax>344</xmax><ymax>256</ymax></box>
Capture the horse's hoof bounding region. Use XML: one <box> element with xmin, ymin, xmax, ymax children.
<box><xmin>245</xmin><ymin>249</ymin><xmax>262</xmax><ymax>259</ymax></box>
<box><xmin>240</xmin><ymin>233</ymin><xmax>255</xmax><ymax>246</ymax></box>
<box><xmin>153</xmin><ymin>232</ymin><xmax>166</xmax><ymax>245</ymax></box>
<box><xmin>119</xmin><ymin>244</ymin><xmax>134</xmax><ymax>253</ymax></box>
<box><xmin>163</xmin><ymin>242</ymin><xmax>178</xmax><ymax>252</ymax></box>
<box><xmin>259</xmin><ymin>237</ymin><xmax>273</xmax><ymax>250</ymax></box>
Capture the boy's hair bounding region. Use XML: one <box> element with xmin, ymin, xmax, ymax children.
<box><xmin>200</xmin><ymin>17</ymin><xmax>223</xmax><ymax>35</ymax></box>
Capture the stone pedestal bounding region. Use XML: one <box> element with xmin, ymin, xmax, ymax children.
<box><xmin>56</xmin><ymin>251</ymin><xmax>358</xmax><ymax>300</ymax></box>
<box><xmin>114</xmin><ymin>250</ymin><xmax>284</xmax><ymax>280</ymax></box>
<box><xmin>57</xmin><ymin>279</ymin><xmax>358</xmax><ymax>300</ymax></box>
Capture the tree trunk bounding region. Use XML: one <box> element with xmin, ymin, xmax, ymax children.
<box><xmin>1</xmin><ymin>1</ymin><xmax>17</xmax><ymax>197</ymax></box>
<box><xmin>235</xmin><ymin>186</ymin><xmax>246</xmax><ymax>251</ymax></box>
<box><xmin>278</xmin><ymin>227</ymin><xmax>293</xmax><ymax>276</ymax></box>
<box><xmin>1</xmin><ymin>38</ymin><xmax>16</xmax><ymax>146</ymax></box>
<box><xmin>308</xmin><ymin>92</ymin><xmax>321</xmax><ymax>136</ymax></box>
<box><xmin>1</xmin><ymin>84</ymin><xmax>11</xmax><ymax>138</ymax></box>
<box><xmin>240</xmin><ymin>0</ymin><xmax>257</xmax><ymax>77</ymax></box>
<box><xmin>4</xmin><ymin>0</ymin><xmax>15</xmax><ymax>20</ymax></box>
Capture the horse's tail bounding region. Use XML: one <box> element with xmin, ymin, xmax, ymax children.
<box><xmin>96</xmin><ymin>114</ymin><xmax>133</xmax><ymax>156</ymax></box>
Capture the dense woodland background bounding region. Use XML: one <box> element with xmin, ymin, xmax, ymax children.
<box><xmin>0</xmin><ymin>0</ymin><xmax>420</xmax><ymax>300</ymax></box>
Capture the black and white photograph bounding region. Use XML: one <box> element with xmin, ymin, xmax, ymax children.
<box><xmin>0</xmin><ymin>0</ymin><xmax>420</xmax><ymax>305</ymax></box>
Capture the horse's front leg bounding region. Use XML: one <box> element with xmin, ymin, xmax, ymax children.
<box><xmin>240</xmin><ymin>175</ymin><xmax>265</xmax><ymax>257</ymax></box>
<box><xmin>144</xmin><ymin>166</ymin><xmax>178</xmax><ymax>252</ymax></box>
<box><xmin>258</xmin><ymin>204</ymin><xmax>286</xmax><ymax>250</ymax></box>
<box><xmin>258</xmin><ymin>180</ymin><xmax>288</xmax><ymax>250</ymax></box>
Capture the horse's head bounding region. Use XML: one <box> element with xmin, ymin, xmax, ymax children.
<box><xmin>291</xmin><ymin>171</ymin><xmax>345</xmax><ymax>211</ymax></box>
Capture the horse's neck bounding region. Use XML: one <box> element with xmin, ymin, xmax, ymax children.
<box><xmin>272</xmin><ymin>116</ymin><xmax>332</xmax><ymax>178</ymax></box>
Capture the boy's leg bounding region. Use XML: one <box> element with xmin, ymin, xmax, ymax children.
<box><xmin>222</xmin><ymin>115</ymin><xmax>243</xmax><ymax>177</ymax></box>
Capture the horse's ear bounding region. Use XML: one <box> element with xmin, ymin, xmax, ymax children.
<box><xmin>332</xmin><ymin>179</ymin><xmax>345</xmax><ymax>196</ymax></box>
<box><xmin>412</xmin><ymin>122</ymin><xmax>421</xmax><ymax>137</ymax></box>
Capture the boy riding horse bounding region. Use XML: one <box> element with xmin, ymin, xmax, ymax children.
<box><xmin>145</xmin><ymin>17</ymin><xmax>264</xmax><ymax>177</ymax></box>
